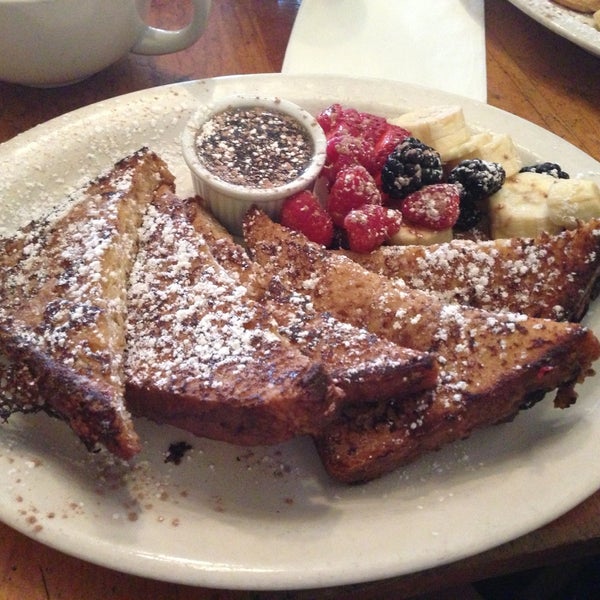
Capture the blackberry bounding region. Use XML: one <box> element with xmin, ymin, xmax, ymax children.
<box><xmin>447</xmin><ymin>159</ymin><xmax>506</xmax><ymax>203</ymax></box>
<box><xmin>381</xmin><ymin>137</ymin><xmax>443</xmax><ymax>199</ymax></box>
<box><xmin>454</xmin><ymin>198</ymin><xmax>483</xmax><ymax>232</ymax></box>
<box><xmin>519</xmin><ymin>162</ymin><xmax>570</xmax><ymax>179</ymax></box>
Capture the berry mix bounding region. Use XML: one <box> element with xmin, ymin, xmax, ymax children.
<box><xmin>279</xmin><ymin>103</ymin><xmax>567</xmax><ymax>253</ymax></box>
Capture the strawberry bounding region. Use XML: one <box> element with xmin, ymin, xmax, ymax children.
<box><xmin>358</xmin><ymin>112</ymin><xmax>389</xmax><ymax>145</ymax></box>
<box><xmin>324</xmin><ymin>133</ymin><xmax>375</xmax><ymax>182</ymax></box>
<box><xmin>317</xmin><ymin>103</ymin><xmax>344</xmax><ymax>135</ymax></box>
<box><xmin>337</xmin><ymin>108</ymin><xmax>388</xmax><ymax>144</ymax></box>
<box><xmin>383</xmin><ymin>207</ymin><xmax>404</xmax><ymax>237</ymax></box>
<box><xmin>329</xmin><ymin>107</ymin><xmax>364</xmax><ymax>138</ymax></box>
<box><xmin>327</xmin><ymin>164</ymin><xmax>382</xmax><ymax>227</ymax></box>
<box><xmin>318</xmin><ymin>104</ymin><xmax>388</xmax><ymax>144</ymax></box>
<box><xmin>400</xmin><ymin>183</ymin><xmax>461</xmax><ymax>230</ymax></box>
<box><xmin>343</xmin><ymin>204</ymin><xmax>402</xmax><ymax>253</ymax></box>
<box><xmin>372</xmin><ymin>123</ymin><xmax>411</xmax><ymax>172</ymax></box>
<box><xmin>280</xmin><ymin>190</ymin><xmax>334</xmax><ymax>247</ymax></box>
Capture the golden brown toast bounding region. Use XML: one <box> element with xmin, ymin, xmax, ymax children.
<box><xmin>0</xmin><ymin>148</ymin><xmax>174</xmax><ymax>459</ymax></box>
<box><xmin>243</xmin><ymin>209</ymin><xmax>600</xmax><ymax>482</ymax></box>
<box><xmin>185</xmin><ymin>198</ymin><xmax>438</xmax><ymax>404</ymax></box>
<box><xmin>341</xmin><ymin>220</ymin><xmax>600</xmax><ymax>322</ymax></box>
<box><xmin>125</xmin><ymin>190</ymin><xmax>340</xmax><ymax>446</ymax></box>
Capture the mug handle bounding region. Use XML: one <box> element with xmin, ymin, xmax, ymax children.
<box><xmin>131</xmin><ymin>0</ymin><xmax>212</xmax><ymax>55</ymax></box>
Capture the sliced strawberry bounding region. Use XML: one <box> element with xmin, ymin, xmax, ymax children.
<box><xmin>327</xmin><ymin>164</ymin><xmax>382</xmax><ymax>227</ymax></box>
<box><xmin>400</xmin><ymin>183</ymin><xmax>461</xmax><ymax>230</ymax></box>
<box><xmin>343</xmin><ymin>204</ymin><xmax>402</xmax><ymax>253</ymax></box>
<box><xmin>372</xmin><ymin>124</ymin><xmax>411</xmax><ymax>173</ymax></box>
<box><xmin>320</xmin><ymin>105</ymin><xmax>387</xmax><ymax>140</ymax></box>
<box><xmin>360</xmin><ymin>113</ymin><xmax>389</xmax><ymax>145</ymax></box>
<box><xmin>329</xmin><ymin>107</ymin><xmax>364</xmax><ymax>138</ymax></box>
<box><xmin>280</xmin><ymin>190</ymin><xmax>334</xmax><ymax>247</ymax></box>
<box><xmin>317</xmin><ymin>103</ymin><xmax>345</xmax><ymax>136</ymax></box>
<box><xmin>342</xmin><ymin>109</ymin><xmax>388</xmax><ymax>144</ymax></box>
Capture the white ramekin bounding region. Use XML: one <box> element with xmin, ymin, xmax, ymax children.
<box><xmin>181</xmin><ymin>94</ymin><xmax>327</xmax><ymax>235</ymax></box>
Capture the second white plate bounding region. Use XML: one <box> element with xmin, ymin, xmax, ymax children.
<box><xmin>508</xmin><ymin>0</ymin><xmax>600</xmax><ymax>56</ymax></box>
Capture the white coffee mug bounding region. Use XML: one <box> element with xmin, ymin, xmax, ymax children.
<box><xmin>0</xmin><ymin>0</ymin><xmax>212</xmax><ymax>87</ymax></box>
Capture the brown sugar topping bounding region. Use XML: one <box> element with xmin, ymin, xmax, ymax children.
<box><xmin>195</xmin><ymin>106</ymin><xmax>313</xmax><ymax>188</ymax></box>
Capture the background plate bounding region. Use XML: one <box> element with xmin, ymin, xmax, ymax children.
<box><xmin>1</xmin><ymin>74</ymin><xmax>600</xmax><ymax>591</ymax></box>
<box><xmin>508</xmin><ymin>0</ymin><xmax>600</xmax><ymax>56</ymax></box>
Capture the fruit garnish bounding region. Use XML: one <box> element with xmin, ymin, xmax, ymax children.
<box><xmin>447</xmin><ymin>159</ymin><xmax>505</xmax><ymax>232</ymax></box>
<box><xmin>324</xmin><ymin>133</ymin><xmax>375</xmax><ymax>183</ymax></box>
<box><xmin>372</xmin><ymin>123</ymin><xmax>411</xmax><ymax>172</ymax></box>
<box><xmin>327</xmin><ymin>164</ymin><xmax>382</xmax><ymax>227</ymax></box>
<box><xmin>381</xmin><ymin>137</ymin><xmax>443</xmax><ymax>200</ymax></box>
<box><xmin>519</xmin><ymin>162</ymin><xmax>570</xmax><ymax>179</ymax></box>
<box><xmin>280</xmin><ymin>190</ymin><xmax>334</xmax><ymax>247</ymax></box>
<box><xmin>343</xmin><ymin>204</ymin><xmax>402</xmax><ymax>253</ymax></box>
<box><xmin>318</xmin><ymin>103</ymin><xmax>388</xmax><ymax>144</ymax></box>
<box><xmin>316</xmin><ymin>103</ymin><xmax>344</xmax><ymax>135</ymax></box>
<box><xmin>400</xmin><ymin>183</ymin><xmax>461</xmax><ymax>230</ymax></box>
<box><xmin>447</xmin><ymin>159</ymin><xmax>506</xmax><ymax>203</ymax></box>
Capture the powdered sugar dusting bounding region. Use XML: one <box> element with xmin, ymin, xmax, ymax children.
<box><xmin>126</xmin><ymin>200</ymin><xmax>283</xmax><ymax>392</ymax></box>
<box><xmin>0</xmin><ymin>149</ymin><xmax>171</xmax><ymax>459</ymax></box>
<box><xmin>0</xmin><ymin>168</ymin><xmax>139</xmax><ymax>409</ymax></box>
<box><xmin>359</xmin><ymin>223</ymin><xmax>600</xmax><ymax>321</ymax></box>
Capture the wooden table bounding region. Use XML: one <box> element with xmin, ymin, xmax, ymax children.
<box><xmin>1</xmin><ymin>1</ymin><xmax>599</xmax><ymax>598</ymax></box>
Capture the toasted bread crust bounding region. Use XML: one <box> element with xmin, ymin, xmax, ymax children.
<box><xmin>243</xmin><ymin>208</ymin><xmax>600</xmax><ymax>482</ymax></box>
<box><xmin>316</xmin><ymin>324</ymin><xmax>598</xmax><ymax>483</ymax></box>
<box><xmin>186</xmin><ymin>198</ymin><xmax>438</xmax><ymax>404</ymax></box>
<box><xmin>0</xmin><ymin>148</ymin><xmax>174</xmax><ymax>459</ymax></box>
<box><xmin>0</xmin><ymin>325</ymin><xmax>140</xmax><ymax>457</ymax></box>
<box><xmin>125</xmin><ymin>191</ymin><xmax>339</xmax><ymax>445</ymax></box>
<box><xmin>342</xmin><ymin>220</ymin><xmax>600</xmax><ymax>321</ymax></box>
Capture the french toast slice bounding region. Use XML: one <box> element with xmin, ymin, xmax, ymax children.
<box><xmin>341</xmin><ymin>220</ymin><xmax>600</xmax><ymax>321</ymax></box>
<box><xmin>243</xmin><ymin>209</ymin><xmax>600</xmax><ymax>482</ymax></box>
<box><xmin>186</xmin><ymin>198</ymin><xmax>438</xmax><ymax>404</ymax></box>
<box><xmin>0</xmin><ymin>148</ymin><xmax>174</xmax><ymax>459</ymax></box>
<box><xmin>125</xmin><ymin>190</ymin><xmax>339</xmax><ymax>446</ymax></box>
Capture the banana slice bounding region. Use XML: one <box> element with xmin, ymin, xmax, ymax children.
<box><xmin>468</xmin><ymin>132</ymin><xmax>493</xmax><ymax>148</ymax></box>
<box><xmin>464</xmin><ymin>132</ymin><xmax>523</xmax><ymax>178</ymax></box>
<box><xmin>444</xmin><ymin>132</ymin><xmax>493</xmax><ymax>169</ymax></box>
<box><xmin>438</xmin><ymin>136</ymin><xmax>479</xmax><ymax>163</ymax></box>
<box><xmin>548</xmin><ymin>178</ymin><xmax>600</xmax><ymax>228</ymax></box>
<box><xmin>390</xmin><ymin>224</ymin><xmax>453</xmax><ymax>246</ymax></box>
<box><xmin>488</xmin><ymin>172</ymin><xmax>600</xmax><ymax>238</ymax></box>
<box><xmin>389</xmin><ymin>105</ymin><xmax>471</xmax><ymax>161</ymax></box>
<box><xmin>487</xmin><ymin>172</ymin><xmax>555</xmax><ymax>238</ymax></box>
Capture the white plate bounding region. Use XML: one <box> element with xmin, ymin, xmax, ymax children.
<box><xmin>282</xmin><ymin>0</ymin><xmax>487</xmax><ymax>102</ymax></box>
<box><xmin>1</xmin><ymin>74</ymin><xmax>600</xmax><ymax>591</ymax></box>
<box><xmin>508</xmin><ymin>0</ymin><xmax>600</xmax><ymax>56</ymax></box>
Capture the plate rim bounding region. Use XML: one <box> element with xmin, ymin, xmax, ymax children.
<box><xmin>507</xmin><ymin>0</ymin><xmax>600</xmax><ymax>57</ymax></box>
